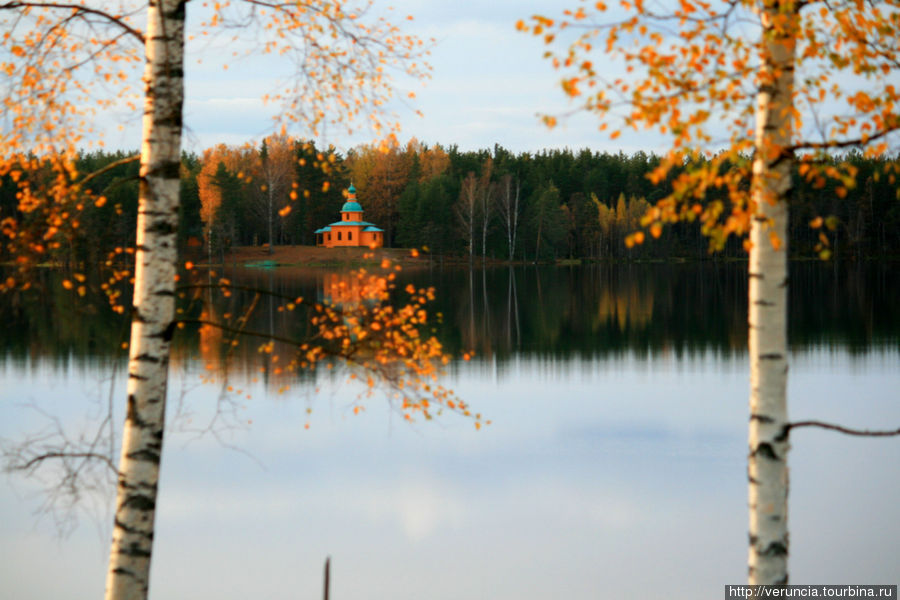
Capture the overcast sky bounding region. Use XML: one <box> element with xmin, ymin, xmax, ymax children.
<box><xmin>103</xmin><ymin>1</ymin><xmax>652</xmax><ymax>156</ymax></box>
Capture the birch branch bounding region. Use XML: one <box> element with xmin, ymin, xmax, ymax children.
<box><xmin>783</xmin><ymin>421</ymin><xmax>900</xmax><ymax>438</ymax></box>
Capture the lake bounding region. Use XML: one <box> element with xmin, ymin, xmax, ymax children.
<box><xmin>1</xmin><ymin>262</ymin><xmax>898</xmax><ymax>600</ymax></box>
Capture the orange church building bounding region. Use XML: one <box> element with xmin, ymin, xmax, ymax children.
<box><xmin>314</xmin><ymin>185</ymin><xmax>384</xmax><ymax>248</ymax></box>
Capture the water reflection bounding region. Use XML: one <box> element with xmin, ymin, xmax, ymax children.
<box><xmin>2</xmin><ymin>262</ymin><xmax>897</xmax><ymax>374</ymax></box>
<box><xmin>3</xmin><ymin>351</ymin><xmax>898</xmax><ymax>600</ymax></box>
<box><xmin>430</xmin><ymin>263</ymin><xmax>747</xmax><ymax>360</ymax></box>
<box><xmin>419</xmin><ymin>262</ymin><xmax>899</xmax><ymax>360</ymax></box>
<box><xmin>1</xmin><ymin>262</ymin><xmax>898</xmax><ymax>600</ymax></box>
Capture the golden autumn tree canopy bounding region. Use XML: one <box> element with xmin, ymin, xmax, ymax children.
<box><xmin>518</xmin><ymin>0</ymin><xmax>900</xmax><ymax>253</ymax></box>
<box><xmin>0</xmin><ymin>0</ymin><xmax>433</xmax><ymax>286</ymax></box>
<box><xmin>0</xmin><ymin>1</ymin><xmax>480</xmax><ymax>426</ymax></box>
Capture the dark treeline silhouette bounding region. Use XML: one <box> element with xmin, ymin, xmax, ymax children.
<box><xmin>369</xmin><ymin>145</ymin><xmax>900</xmax><ymax>260</ymax></box>
<box><xmin>2</xmin><ymin>143</ymin><xmax>898</xmax><ymax>266</ymax></box>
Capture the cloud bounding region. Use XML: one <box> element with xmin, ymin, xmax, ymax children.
<box><xmin>158</xmin><ymin>472</ymin><xmax>467</xmax><ymax>543</ymax></box>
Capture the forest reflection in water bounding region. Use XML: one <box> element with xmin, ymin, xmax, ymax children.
<box><xmin>2</xmin><ymin>261</ymin><xmax>898</xmax><ymax>377</ymax></box>
<box><xmin>1</xmin><ymin>261</ymin><xmax>898</xmax><ymax>600</ymax></box>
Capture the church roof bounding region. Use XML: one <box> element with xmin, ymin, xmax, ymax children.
<box><xmin>331</xmin><ymin>220</ymin><xmax>377</xmax><ymax>227</ymax></box>
<box><xmin>316</xmin><ymin>220</ymin><xmax>380</xmax><ymax>232</ymax></box>
<box><xmin>341</xmin><ymin>201</ymin><xmax>363</xmax><ymax>212</ymax></box>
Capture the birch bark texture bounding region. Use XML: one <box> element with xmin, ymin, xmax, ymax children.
<box><xmin>747</xmin><ymin>1</ymin><xmax>796</xmax><ymax>586</ymax></box>
<box><xmin>497</xmin><ymin>174</ymin><xmax>519</xmax><ymax>261</ymax></box>
<box><xmin>457</xmin><ymin>172</ymin><xmax>477</xmax><ymax>263</ymax></box>
<box><xmin>105</xmin><ymin>1</ymin><xmax>185</xmax><ymax>599</ymax></box>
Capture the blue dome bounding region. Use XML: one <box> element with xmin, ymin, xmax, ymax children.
<box><xmin>348</xmin><ymin>184</ymin><xmax>357</xmax><ymax>195</ymax></box>
<box><xmin>341</xmin><ymin>201</ymin><xmax>363</xmax><ymax>212</ymax></box>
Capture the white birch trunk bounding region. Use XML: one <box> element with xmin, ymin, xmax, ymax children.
<box><xmin>105</xmin><ymin>1</ymin><xmax>185</xmax><ymax>599</ymax></box>
<box><xmin>748</xmin><ymin>1</ymin><xmax>796</xmax><ymax>586</ymax></box>
<box><xmin>458</xmin><ymin>173</ymin><xmax>477</xmax><ymax>263</ymax></box>
<box><xmin>481</xmin><ymin>193</ymin><xmax>489</xmax><ymax>260</ymax></box>
<box><xmin>511</xmin><ymin>178</ymin><xmax>519</xmax><ymax>261</ymax></box>
<box><xmin>267</xmin><ymin>175</ymin><xmax>275</xmax><ymax>254</ymax></box>
<box><xmin>498</xmin><ymin>174</ymin><xmax>518</xmax><ymax>261</ymax></box>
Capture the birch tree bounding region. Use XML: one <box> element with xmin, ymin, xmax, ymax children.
<box><xmin>479</xmin><ymin>157</ymin><xmax>494</xmax><ymax>259</ymax></box>
<box><xmin>521</xmin><ymin>0</ymin><xmax>900</xmax><ymax>585</ymax></box>
<box><xmin>496</xmin><ymin>173</ymin><xmax>520</xmax><ymax>261</ymax></box>
<box><xmin>456</xmin><ymin>171</ymin><xmax>478</xmax><ymax>263</ymax></box>
<box><xmin>258</xmin><ymin>136</ymin><xmax>295</xmax><ymax>252</ymax></box>
<box><xmin>102</xmin><ymin>3</ymin><xmax>185</xmax><ymax>597</ymax></box>
<box><xmin>1</xmin><ymin>2</ymin><xmax>435</xmax><ymax>600</ymax></box>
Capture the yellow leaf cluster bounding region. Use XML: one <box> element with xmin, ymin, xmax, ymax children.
<box><xmin>181</xmin><ymin>259</ymin><xmax>484</xmax><ymax>429</ymax></box>
<box><xmin>2</xmin><ymin>1</ymin><xmax>432</xmax><ymax>291</ymax></box>
<box><xmin>521</xmin><ymin>0</ymin><xmax>900</xmax><ymax>251</ymax></box>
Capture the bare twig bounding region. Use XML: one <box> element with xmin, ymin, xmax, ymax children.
<box><xmin>791</xmin><ymin>124</ymin><xmax>900</xmax><ymax>152</ymax></box>
<box><xmin>0</xmin><ymin>2</ymin><xmax>145</xmax><ymax>43</ymax></box>
<box><xmin>12</xmin><ymin>451</ymin><xmax>117</xmax><ymax>474</ymax></box>
<box><xmin>784</xmin><ymin>420</ymin><xmax>900</xmax><ymax>438</ymax></box>
<box><xmin>77</xmin><ymin>154</ymin><xmax>140</xmax><ymax>188</ymax></box>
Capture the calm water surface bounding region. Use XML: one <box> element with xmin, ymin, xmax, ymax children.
<box><xmin>1</xmin><ymin>263</ymin><xmax>898</xmax><ymax>600</ymax></box>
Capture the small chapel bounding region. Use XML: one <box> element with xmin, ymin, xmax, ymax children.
<box><xmin>314</xmin><ymin>185</ymin><xmax>384</xmax><ymax>248</ymax></box>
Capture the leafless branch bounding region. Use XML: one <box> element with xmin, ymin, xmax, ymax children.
<box><xmin>11</xmin><ymin>451</ymin><xmax>117</xmax><ymax>473</ymax></box>
<box><xmin>1</xmin><ymin>398</ymin><xmax>119</xmax><ymax>536</ymax></box>
<box><xmin>792</xmin><ymin>124</ymin><xmax>900</xmax><ymax>153</ymax></box>
<box><xmin>784</xmin><ymin>420</ymin><xmax>900</xmax><ymax>438</ymax></box>
<box><xmin>0</xmin><ymin>2</ymin><xmax>145</xmax><ymax>43</ymax></box>
<box><xmin>177</xmin><ymin>318</ymin><xmax>331</xmax><ymax>354</ymax></box>
<box><xmin>78</xmin><ymin>154</ymin><xmax>140</xmax><ymax>188</ymax></box>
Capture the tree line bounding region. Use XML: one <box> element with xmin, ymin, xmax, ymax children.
<box><xmin>3</xmin><ymin>139</ymin><xmax>897</xmax><ymax>265</ymax></box>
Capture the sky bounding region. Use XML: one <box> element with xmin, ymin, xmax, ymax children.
<box><xmin>100</xmin><ymin>0</ymin><xmax>647</xmax><ymax>156</ymax></box>
<box><xmin>150</xmin><ymin>0</ymin><xmax>893</xmax><ymax>160</ymax></box>
<box><xmin>11</xmin><ymin>1</ymin><xmax>894</xmax><ymax>158</ymax></box>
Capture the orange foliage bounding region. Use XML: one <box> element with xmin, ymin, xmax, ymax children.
<box><xmin>197</xmin><ymin>142</ymin><xmax>258</xmax><ymax>232</ymax></box>
<box><xmin>345</xmin><ymin>140</ymin><xmax>413</xmax><ymax>239</ymax></box>
<box><xmin>180</xmin><ymin>260</ymin><xmax>483</xmax><ymax>427</ymax></box>
<box><xmin>0</xmin><ymin>1</ymin><xmax>470</xmax><ymax>422</ymax></box>
<box><xmin>1</xmin><ymin>1</ymin><xmax>433</xmax><ymax>284</ymax></box>
<box><xmin>522</xmin><ymin>0</ymin><xmax>900</xmax><ymax>251</ymax></box>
